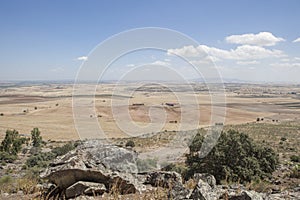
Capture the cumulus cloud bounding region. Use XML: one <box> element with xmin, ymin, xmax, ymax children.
<box><xmin>168</xmin><ymin>44</ymin><xmax>285</xmax><ymax>61</ymax></box>
<box><xmin>293</xmin><ymin>37</ymin><xmax>300</xmax><ymax>43</ymax></box>
<box><xmin>225</xmin><ymin>32</ymin><xmax>285</xmax><ymax>46</ymax></box>
<box><xmin>77</xmin><ymin>56</ymin><xmax>88</xmax><ymax>61</ymax></box>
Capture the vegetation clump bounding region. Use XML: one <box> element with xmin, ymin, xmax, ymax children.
<box><xmin>125</xmin><ymin>140</ymin><xmax>135</xmax><ymax>148</ymax></box>
<box><xmin>25</xmin><ymin>141</ymin><xmax>78</xmax><ymax>168</ymax></box>
<box><xmin>290</xmin><ymin>155</ymin><xmax>300</xmax><ymax>163</ymax></box>
<box><xmin>0</xmin><ymin>130</ymin><xmax>27</xmax><ymax>163</ymax></box>
<box><xmin>186</xmin><ymin>129</ymin><xmax>278</xmax><ymax>183</ymax></box>
<box><xmin>31</xmin><ymin>128</ymin><xmax>42</xmax><ymax>147</ymax></box>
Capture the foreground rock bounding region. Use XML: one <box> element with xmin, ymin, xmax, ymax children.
<box><xmin>145</xmin><ymin>171</ymin><xmax>190</xmax><ymax>199</ymax></box>
<box><xmin>65</xmin><ymin>181</ymin><xmax>106</xmax><ymax>198</ymax></box>
<box><xmin>41</xmin><ymin>140</ymin><xmax>141</xmax><ymax>198</ymax></box>
<box><xmin>39</xmin><ymin>140</ymin><xmax>300</xmax><ymax>199</ymax></box>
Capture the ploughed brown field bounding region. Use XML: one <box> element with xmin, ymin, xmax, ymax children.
<box><xmin>0</xmin><ymin>82</ymin><xmax>300</xmax><ymax>141</ymax></box>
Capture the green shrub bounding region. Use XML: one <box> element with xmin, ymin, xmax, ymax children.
<box><xmin>25</xmin><ymin>152</ymin><xmax>55</xmax><ymax>168</ymax></box>
<box><xmin>162</xmin><ymin>163</ymin><xmax>188</xmax><ymax>179</ymax></box>
<box><xmin>0</xmin><ymin>129</ymin><xmax>26</xmax><ymax>155</ymax></box>
<box><xmin>186</xmin><ymin>129</ymin><xmax>278</xmax><ymax>184</ymax></box>
<box><xmin>25</xmin><ymin>142</ymin><xmax>77</xmax><ymax>168</ymax></box>
<box><xmin>51</xmin><ymin>142</ymin><xmax>76</xmax><ymax>156</ymax></box>
<box><xmin>0</xmin><ymin>151</ymin><xmax>17</xmax><ymax>163</ymax></box>
<box><xmin>31</xmin><ymin>128</ymin><xmax>42</xmax><ymax>147</ymax></box>
<box><xmin>290</xmin><ymin>155</ymin><xmax>300</xmax><ymax>163</ymax></box>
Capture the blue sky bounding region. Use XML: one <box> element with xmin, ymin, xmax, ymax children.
<box><xmin>0</xmin><ymin>0</ymin><xmax>300</xmax><ymax>82</ymax></box>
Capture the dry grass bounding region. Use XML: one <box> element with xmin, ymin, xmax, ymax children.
<box><xmin>1</xmin><ymin>83</ymin><xmax>300</xmax><ymax>141</ymax></box>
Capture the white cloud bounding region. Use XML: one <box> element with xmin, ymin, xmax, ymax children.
<box><xmin>77</xmin><ymin>56</ymin><xmax>88</xmax><ymax>61</ymax></box>
<box><xmin>270</xmin><ymin>62</ymin><xmax>300</xmax><ymax>68</ymax></box>
<box><xmin>168</xmin><ymin>44</ymin><xmax>285</xmax><ymax>61</ymax></box>
<box><xmin>280</xmin><ymin>58</ymin><xmax>290</xmax><ymax>62</ymax></box>
<box><xmin>237</xmin><ymin>60</ymin><xmax>260</xmax><ymax>65</ymax></box>
<box><xmin>225</xmin><ymin>32</ymin><xmax>285</xmax><ymax>46</ymax></box>
<box><xmin>293</xmin><ymin>37</ymin><xmax>300</xmax><ymax>43</ymax></box>
<box><xmin>151</xmin><ymin>60</ymin><xmax>170</xmax><ymax>66</ymax></box>
<box><xmin>126</xmin><ymin>64</ymin><xmax>135</xmax><ymax>67</ymax></box>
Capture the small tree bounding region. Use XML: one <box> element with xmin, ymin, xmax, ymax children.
<box><xmin>186</xmin><ymin>130</ymin><xmax>278</xmax><ymax>183</ymax></box>
<box><xmin>0</xmin><ymin>129</ymin><xmax>26</xmax><ymax>155</ymax></box>
<box><xmin>31</xmin><ymin>128</ymin><xmax>42</xmax><ymax>147</ymax></box>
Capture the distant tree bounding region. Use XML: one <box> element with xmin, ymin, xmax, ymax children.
<box><xmin>31</xmin><ymin>128</ymin><xmax>42</xmax><ymax>147</ymax></box>
<box><xmin>0</xmin><ymin>129</ymin><xmax>26</xmax><ymax>155</ymax></box>
<box><xmin>125</xmin><ymin>140</ymin><xmax>135</xmax><ymax>148</ymax></box>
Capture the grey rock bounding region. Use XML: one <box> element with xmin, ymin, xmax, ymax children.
<box><xmin>145</xmin><ymin>171</ymin><xmax>183</xmax><ymax>188</ymax></box>
<box><xmin>229</xmin><ymin>190</ymin><xmax>263</xmax><ymax>200</ymax></box>
<box><xmin>65</xmin><ymin>181</ymin><xmax>106</xmax><ymax>198</ymax></box>
<box><xmin>194</xmin><ymin>173</ymin><xmax>216</xmax><ymax>189</ymax></box>
<box><xmin>41</xmin><ymin>140</ymin><xmax>141</xmax><ymax>198</ymax></box>
<box><xmin>190</xmin><ymin>179</ymin><xmax>220</xmax><ymax>200</ymax></box>
<box><xmin>144</xmin><ymin>171</ymin><xmax>190</xmax><ymax>200</ymax></box>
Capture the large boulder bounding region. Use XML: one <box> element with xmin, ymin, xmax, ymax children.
<box><xmin>40</xmin><ymin>140</ymin><xmax>141</xmax><ymax>198</ymax></box>
<box><xmin>194</xmin><ymin>173</ymin><xmax>216</xmax><ymax>189</ymax></box>
<box><xmin>189</xmin><ymin>174</ymin><xmax>224</xmax><ymax>200</ymax></box>
<box><xmin>145</xmin><ymin>171</ymin><xmax>183</xmax><ymax>188</ymax></box>
<box><xmin>144</xmin><ymin>171</ymin><xmax>190</xmax><ymax>200</ymax></box>
<box><xmin>65</xmin><ymin>181</ymin><xmax>106</xmax><ymax>198</ymax></box>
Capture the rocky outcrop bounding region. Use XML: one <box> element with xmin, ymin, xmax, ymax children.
<box><xmin>40</xmin><ymin>140</ymin><xmax>141</xmax><ymax>198</ymax></box>
<box><xmin>145</xmin><ymin>171</ymin><xmax>190</xmax><ymax>199</ymax></box>
<box><xmin>40</xmin><ymin>140</ymin><xmax>299</xmax><ymax>200</ymax></box>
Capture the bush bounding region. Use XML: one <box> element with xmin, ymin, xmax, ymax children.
<box><xmin>25</xmin><ymin>142</ymin><xmax>77</xmax><ymax>168</ymax></box>
<box><xmin>31</xmin><ymin>128</ymin><xmax>42</xmax><ymax>147</ymax></box>
<box><xmin>26</xmin><ymin>152</ymin><xmax>55</xmax><ymax>168</ymax></box>
<box><xmin>125</xmin><ymin>140</ymin><xmax>135</xmax><ymax>148</ymax></box>
<box><xmin>186</xmin><ymin>129</ymin><xmax>278</xmax><ymax>184</ymax></box>
<box><xmin>0</xmin><ymin>129</ymin><xmax>26</xmax><ymax>155</ymax></box>
<box><xmin>51</xmin><ymin>142</ymin><xmax>76</xmax><ymax>156</ymax></box>
<box><xmin>162</xmin><ymin>163</ymin><xmax>188</xmax><ymax>179</ymax></box>
<box><xmin>290</xmin><ymin>155</ymin><xmax>300</xmax><ymax>163</ymax></box>
<box><xmin>0</xmin><ymin>151</ymin><xmax>17</xmax><ymax>163</ymax></box>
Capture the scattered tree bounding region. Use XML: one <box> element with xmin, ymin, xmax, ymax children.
<box><xmin>125</xmin><ymin>140</ymin><xmax>135</xmax><ymax>148</ymax></box>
